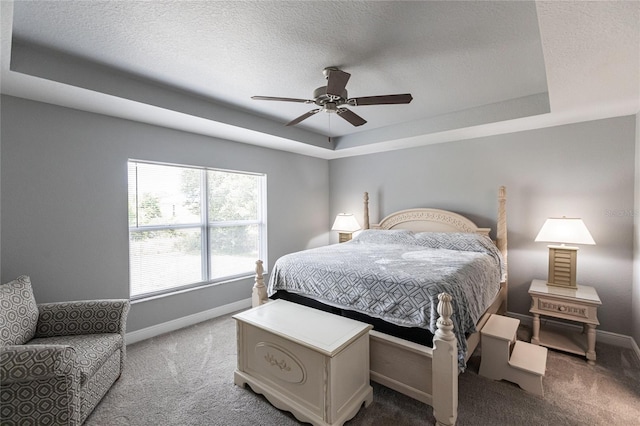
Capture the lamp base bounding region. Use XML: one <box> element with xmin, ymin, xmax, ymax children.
<box><xmin>546</xmin><ymin>281</ymin><xmax>578</xmax><ymax>289</ymax></box>
<box><xmin>546</xmin><ymin>245</ymin><xmax>578</xmax><ymax>289</ymax></box>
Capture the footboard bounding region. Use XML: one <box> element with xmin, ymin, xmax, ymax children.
<box><xmin>369</xmin><ymin>293</ymin><xmax>458</xmax><ymax>426</ymax></box>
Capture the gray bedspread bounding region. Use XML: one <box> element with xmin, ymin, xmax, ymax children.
<box><xmin>267</xmin><ymin>230</ymin><xmax>504</xmax><ymax>370</ymax></box>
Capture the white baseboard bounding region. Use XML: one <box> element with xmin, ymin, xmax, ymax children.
<box><xmin>508</xmin><ymin>311</ymin><xmax>640</xmax><ymax>362</ymax></box>
<box><xmin>125</xmin><ymin>298</ymin><xmax>252</xmax><ymax>345</ymax></box>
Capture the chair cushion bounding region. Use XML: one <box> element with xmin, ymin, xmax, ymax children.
<box><xmin>29</xmin><ymin>333</ymin><xmax>123</xmax><ymax>386</ymax></box>
<box><xmin>0</xmin><ymin>276</ymin><xmax>39</xmax><ymax>345</ymax></box>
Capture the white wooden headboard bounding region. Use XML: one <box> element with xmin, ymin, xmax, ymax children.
<box><xmin>372</xmin><ymin>208</ymin><xmax>491</xmax><ymax>237</ymax></box>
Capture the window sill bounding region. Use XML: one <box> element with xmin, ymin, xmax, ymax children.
<box><xmin>131</xmin><ymin>273</ymin><xmax>257</xmax><ymax>304</ymax></box>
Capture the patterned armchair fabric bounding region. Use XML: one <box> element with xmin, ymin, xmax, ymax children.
<box><xmin>0</xmin><ymin>276</ymin><xmax>39</xmax><ymax>346</ymax></box>
<box><xmin>0</xmin><ymin>276</ymin><xmax>130</xmax><ymax>425</ymax></box>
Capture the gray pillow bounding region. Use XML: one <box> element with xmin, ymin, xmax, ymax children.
<box><xmin>0</xmin><ymin>275</ymin><xmax>39</xmax><ymax>345</ymax></box>
<box><xmin>414</xmin><ymin>232</ymin><xmax>506</xmax><ymax>280</ymax></box>
<box><xmin>414</xmin><ymin>232</ymin><xmax>494</xmax><ymax>252</ymax></box>
<box><xmin>351</xmin><ymin>229</ymin><xmax>417</xmax><ymax>245</ymax></box>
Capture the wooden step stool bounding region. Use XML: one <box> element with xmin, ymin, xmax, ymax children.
<box><xmin>479</xmin><ymin>314</ymin><xmax>548</xmax><ymax>396</ymax></box>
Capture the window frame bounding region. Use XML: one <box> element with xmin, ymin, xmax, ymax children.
<box><xmin>128</xmin><ymin>159</ymin><xmax>267</xmax><ymax>301</ymax></box>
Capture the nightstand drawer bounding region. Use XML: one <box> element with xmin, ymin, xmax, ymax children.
<box><xmin>536</xmin><ymin>299</ymin><xmax>588</xmax><ymax>319</ymax></box>
<box><xmin>530</xmin><ymin>294</ymin><xmax>599</xmax><ymax>324</ymax></box>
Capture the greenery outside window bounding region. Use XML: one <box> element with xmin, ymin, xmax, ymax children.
<box><xmin>128</xmin><ymin>160</ymin><xmax>266</xmax><ymax>299</ymax></box>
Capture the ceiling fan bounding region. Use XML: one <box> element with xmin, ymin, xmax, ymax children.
<box><xmin>251</xmin><ymin>67</ymin><xmax>413</xmax><ymax>127</ymax></box>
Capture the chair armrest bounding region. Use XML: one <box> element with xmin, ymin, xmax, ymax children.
<box><xmin>0</xmin><ymin>344</ymin><xmax>78</xmax><ymax>384</ymax></box>
<box><xmin>35</xmin><ymin>299</ymin><xmax>130</xmax><ymax>338</ymax></box>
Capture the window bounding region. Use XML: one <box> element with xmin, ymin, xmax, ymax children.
<box><xmin>128</xmin><ymin>161</ymin><xmax>266</xmax><ymax>299</ymax></box>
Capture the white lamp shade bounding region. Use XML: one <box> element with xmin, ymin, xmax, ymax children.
<box><xmin>535</xmin><ymin>217</ymin><xmax>595</xmax><ymax>245</ymax></box>
<box><xmin>331</xmin><ymin>213</ymin><xmax>360</xmax><ymax>232</ymax></box>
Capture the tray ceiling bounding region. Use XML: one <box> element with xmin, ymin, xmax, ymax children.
<box><xmin>1</xmin><ymin>1</ymin><xmax>638</xmax><ymax>159</ymax></box>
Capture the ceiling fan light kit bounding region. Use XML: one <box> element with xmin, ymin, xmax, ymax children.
<box><xmin>252</xmin><ymin>67</ymin><xmax>413</xmax><ymax>127</ymax></box>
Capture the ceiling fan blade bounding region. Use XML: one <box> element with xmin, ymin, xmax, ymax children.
<box><xmin>337</xmin><ymin>108</ymin><xmax>367</xmax><ymax>127</ymax></box>
<box><xmin>286</xmin><ymin>108</ymin><xmax>321</xmax><ymax>126</ymax></box>
<box><xmin>252</xmin><ymin>96</ymin><xmax>313</xmax><ymax>103</ymax></box>
<box><xmin>349</xmin><ymin>94</ymin><xmax>413</xmax><ymax>106</ymax></box>
<box><xmin>326</xmin><ymin>69</ymin><xmax>351</xmax><ymax>97</ymax></box>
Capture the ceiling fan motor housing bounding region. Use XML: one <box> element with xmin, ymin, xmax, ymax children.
<box><xmin>313</xmin><ymin>86</ymin><xmax>347</xmax><ymax>108</ymax></box>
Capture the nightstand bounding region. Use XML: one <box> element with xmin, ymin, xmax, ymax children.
<box><xmin>528</xmin><ymin>279</ymin><xmax>601</xmax><ymax>365</ymax></box>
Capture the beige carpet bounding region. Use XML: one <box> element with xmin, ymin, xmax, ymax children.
<box><xmin>86</xmin><ymin>312</ymin><xmax>640</xmax><ymax>425</ymax></box>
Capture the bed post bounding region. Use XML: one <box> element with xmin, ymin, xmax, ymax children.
<box><xmin>251</xmin><ymin>260</ymin><xmax>268</xmax><ymax>308</ymax></box>
<box><xmin>363</xmin><ymin>192</ymin><xmax>370</xmax><ymax>230</ymax></box>
<box><xmin>432</xmin><ymin>293</ymin><xmax>458</xmax><ymax>426</ymax></box>
<box><xmin>497</xmin><ymin>186</ymin><xmax>508</xmax><ymax>313</ymax></box>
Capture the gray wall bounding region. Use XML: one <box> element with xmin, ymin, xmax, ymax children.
<box><xmin>1</xmin><ymin>95</ymin><xmax>329</xmax><ymax>332</ymax></box>
<box><xmin>329</xmin><ymin>116</ymin><xmax>636</xmax><ymax>336</ymax></box>
<box><xmin>2</xmin><ymin>94</ymin><xmax>637</xmax><ymax>339</ymax></box>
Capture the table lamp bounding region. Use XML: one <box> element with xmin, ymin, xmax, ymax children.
<box><xmin>535</xmin><ymin>217</ymin><xmax>595</xmax><ymax>288</ymax></box>
<box><xmin>332</xmin><ymin>213</ymin><xmax>360</xmax><ymax>243</ymax></box>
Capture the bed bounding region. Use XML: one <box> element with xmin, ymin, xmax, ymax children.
<box><xmin>251</xmin><ymin>186</ymin><xmax>508</xmax><ymax>426</ymax></box>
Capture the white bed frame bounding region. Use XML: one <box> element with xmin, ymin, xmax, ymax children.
<box><xmin>252</xmin><ymin>186</ymin><xmax>508</xmax><ymax>426</ymax></box>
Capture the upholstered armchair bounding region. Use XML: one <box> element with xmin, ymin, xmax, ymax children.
<box><xmin>0</xmin><ymin>275</ymin><xmax>130</xmax><ymax>425</ymax></box>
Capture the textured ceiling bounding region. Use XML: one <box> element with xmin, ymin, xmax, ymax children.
<box><xmin>1</xmin><ymin>1</ymin><xmax>639</xmax><ymax>158</ymax></box>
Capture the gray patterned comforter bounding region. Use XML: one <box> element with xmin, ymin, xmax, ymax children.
<box><xmin>267</xmin><ymin>230</ymin><xmax>504</xmax><ymax>370</ymax></box>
